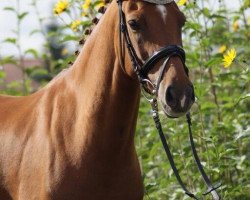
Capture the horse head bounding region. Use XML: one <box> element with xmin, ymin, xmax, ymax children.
<box><xmin>118</xmin><ymin>0</ymin><xmax>195</xmax><ymax>118</ymax></box>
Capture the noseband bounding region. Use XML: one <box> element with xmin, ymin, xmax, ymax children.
<box><xmin>117</xmin><ymin>0</ymin><xmax>188</xmax><ymax>94</ymax></box>
<box><xmin>117</xmin><ymin>0</ymin><xmax>221</xmax><ymax>200</ymax></box>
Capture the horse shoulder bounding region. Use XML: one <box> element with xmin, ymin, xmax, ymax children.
<box><xmin>0</xmin><ymin>76</ymin><xmax>76</xmax><ymax>199</ymax></box>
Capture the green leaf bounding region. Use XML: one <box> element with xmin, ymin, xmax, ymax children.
<box><xmin>30</xmin><ymin>29</ymin><xmax>41</xmax><ymax>36</ymax></box>
<box><xmin>234</xmin><ymin>93</ymin><xmax>250</xmax><ymax>106</ymax></box>
<box><xmin>0</xmin><ymin>56</ymin><xmax>17</xmax><ymax>65</ymax></box>
<box><xmin>145</xmin><ymin>182</ymin><xmax>157</xmax><ymax>193</ymax></box>
<box><xmin>29</xmin><ymin>68</ymin><xmax>52</xmax><ymax>82</ymax></box>
<box><xmin>205</xmin><ymin>57</ymin><xmax>222</xmax><ymax>68</ymax></box>
<box><xmin>210</xmin><ymin>14</ymin><xmax>226</xmax><ymax>19</ymax></box>
<box><xmin>200</xmin><ymin>102</ymin><xmax>217</xmax><ymax>111</ymax></box>
<box><xmin>25</xmin><ymin>48</ymin><xmax>39</xmax><ymax>58</ymax></box>
<box><xmin>202</xmin><ymin>8</ymin><xmax>211</xmax><ymax>18</ymax></box>
<box><xmin>185</xmin><ymin>21</ymin><xmax>202</xmax><ymax>32</ymax></box>
<box><xmin>3</xmin><ymin>38</ymin><xmax>17</xmax><ymax>44</ymax></box>
<box><xmin>61</xmin><ymin>35</ymin><xmax>80</xmax><ymax>42</ymax></box>
<box><xmin>18</xmin><ymin>12</ymin><xmax>29</xmax><ymax>21</ymax></box>
<box><xmin>3</xmin><ymin>7</ymin><xmax>16</xmax><ymax>12</ymax></box>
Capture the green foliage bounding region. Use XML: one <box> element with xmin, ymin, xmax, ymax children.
<box><xmin>136</xmin><ymin>1</ymin><xmax>250</xmax><ymax>199</ymax></box>
<box><xmin>0</xmin><ymin>0</ymin><xmax>249</xmax><ymax>199</ymax></box>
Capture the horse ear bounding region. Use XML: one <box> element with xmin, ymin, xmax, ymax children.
<box><xmin>127</xmin><ymin>0</ymin><xmax>139</xmax><ymax>11</ymax></box>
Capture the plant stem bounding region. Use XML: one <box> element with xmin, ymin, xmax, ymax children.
<box><xmin>208</xmin><ymin>68</ymin><xmax>222</xmax><ymax>122</ymax></box>
<box><xmin>16</xmin><ymin>0</ymin><xmax>28</xmax><ymax>94</ymax></box>
<box><xmin>32</xmin><ymin>0</ymin><xmax>52</xmax><ymax>72</ymax></box>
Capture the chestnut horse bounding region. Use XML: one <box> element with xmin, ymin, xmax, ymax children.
<box><xmin>0</xmin><ymin>0</ymin><xmax>194</xmax><ymax>199</ymax></box>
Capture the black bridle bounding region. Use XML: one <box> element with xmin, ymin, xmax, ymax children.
<box><xmin>117</xmin><ymin>0</ymin><xmax>188</xmax><ymax>94</ymax></box>
<box><xmin>117</xmin><ymin>0</ymin><xmax>221</xmax><ymax>199</ymax></box>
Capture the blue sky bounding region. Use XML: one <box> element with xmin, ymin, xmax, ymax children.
<box><xmin>0</xmin><ymin>0</ymin><xmax>241</xmax><ymax>57</ymax></box>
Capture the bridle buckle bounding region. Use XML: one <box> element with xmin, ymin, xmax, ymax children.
<box><xmin>203</xmin><ymin>182</ymin><xmax>222</xmax><ymax>196</ymax></box>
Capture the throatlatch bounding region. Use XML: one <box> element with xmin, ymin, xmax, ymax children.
<box><xmin>117</xmin><ymin>0</ymin><xmax>221</xmax><ymax>199</ymax></box>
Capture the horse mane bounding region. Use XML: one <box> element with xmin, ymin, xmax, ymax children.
<box><xmin>43</xmin><ymin>3</ymin><xmax>112</xmax><ymax>90</ymax></box>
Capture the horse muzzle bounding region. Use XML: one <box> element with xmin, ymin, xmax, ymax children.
<box><xmin>161</xmin><ymin>83</ymin><xmax>195</xmax><ymax>118</ymax></box>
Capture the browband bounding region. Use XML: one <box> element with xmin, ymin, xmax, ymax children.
<box><xmin>143</xmin><ymin>0</ymin><xmax>174</xmax><ymax>4</ymax></box>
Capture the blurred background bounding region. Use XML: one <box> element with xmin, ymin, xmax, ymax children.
<box><xmin>0</xmin><ymin>0</ymin><xmax>250</xmax><ymax>199</ymax></box>
<box><xmin>0</xmin><ymin>0</ymin><xmax>241</xmax><ymax>57</ymax></box>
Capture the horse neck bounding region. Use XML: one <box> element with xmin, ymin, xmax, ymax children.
<box><xmin>68</xmin><ymin>2</ymin><xmax>140</xmax><ymax>152</ymax></box>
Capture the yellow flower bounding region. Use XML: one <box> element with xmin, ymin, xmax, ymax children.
<box><xmin>218</xmin><ymin>45</ymin><xmax>226</xmax><ymax>54</ymax></box>
<box><xmin>233</xmin><ymin>20</ymin><xmax>239</xmax><ymax>32</ymax></box>
<box><xmin>71</xmin><ymin>20</ymin><xmax>81</xmax><ymax>32</ymax></box>
<box><xmin>53</xmin><ymin>0</ymin><xmax>69</xmax><ymax>15</ymax></box>
<box><xmin>177</xmin><ymin>0</ymin><xmax>187</xmax><ymax>6</ymax></box>
<box><xmin>95</xmin><ymin>1</ymin><xmax>105</xmax><ymax>9</ymax></box>
<box><xmin>81</xmin><ymin>12</ymin><xmax>88</xmax><ymax>17</ymax></box>
<box><xmin>82</xmin><ymin>0</ymin><xmax>91</xmax><ymax>11</ymax></box>
<box><xmin>223</xmin><ymin>48</ymin><xmax>236</xmax><ymax>68</ymax></box>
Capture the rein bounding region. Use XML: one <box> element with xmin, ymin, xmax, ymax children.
<box><xmin>117</xmin><ymin>1</ymin><xmax>221</xmax><ymax>199</ymax></box>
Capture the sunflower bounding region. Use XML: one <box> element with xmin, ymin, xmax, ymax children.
<box><xmin>177</xmin><ymin>0</ymin><xmax>187</xmax><ymax>6</ymax></box>
<box><xmin>223</xmin><ymin>48</ymin><xmax>236</xmax><ymax>68</ymax></box>
<box><xmin>82</xmin><ymin>0</ymin><xmax>91</xmax><ymax>11</ymax></box>
<box><xmin>95</xmin><ymin>0</ymin><xmax>105</xmax><ymax>9</ymax></box>
<box><xmin>233</xmin><ymin>21</ymin><xmax>240</xmax><ymax>32</ymax></box>
<box><xmin>71</xmin><ymin>20</ymin><xmax>81</xmax><ymax>32</ymax></box>
<box><xmin>53</xmin><ymin>0</ymin><xmax>69</xmax><ymax>15</ymax></box>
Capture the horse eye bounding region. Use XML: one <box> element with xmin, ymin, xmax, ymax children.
<box><xmin>128</xmin><ymin>20</ymin><xmax>140</xmax><ymax>31</ymax></box>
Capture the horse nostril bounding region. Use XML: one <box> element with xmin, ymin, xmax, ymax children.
<box><xmin>166</xmin><ymin>86</ymin><xmax>176</xmax><ymax>107</ymax></box>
